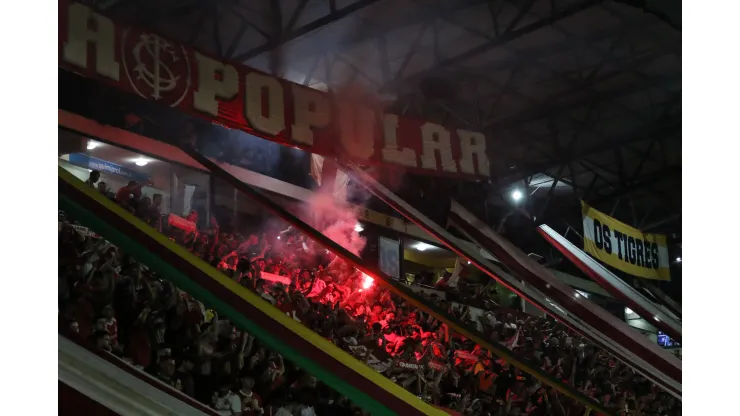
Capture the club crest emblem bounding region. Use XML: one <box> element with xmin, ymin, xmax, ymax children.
<box><xmin>121</xmin><ymin>28</ymin><xmax>191</xmax><ymax>107</ymax></box>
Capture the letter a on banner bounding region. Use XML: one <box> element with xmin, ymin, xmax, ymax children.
<box><xmin>581</xmin><ymin>202</ymin><xmax>671</xmax><ymax>281</ymax></box>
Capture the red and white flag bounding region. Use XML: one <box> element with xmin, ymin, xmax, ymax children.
<box><xmin>310</xmin><ymin>153</ymin><xmax>350</xmax><ymax>202</ymax></box>
<box><xmin>310</xmin><ymin>154</ymin><xmax>325</xmax><ymax>186</ymax></box>
<box><xmin>447</xmin><ymin>258</ymin><xmax>466</xmax><ymax>288</ymax></box>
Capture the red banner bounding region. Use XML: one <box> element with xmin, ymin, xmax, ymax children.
<box><xmin>58</xmin><ymin>1</ymin><xmax>490</xmax><ymax>179</ymax></box>
<box><xmin>260</xmin><ymin>271</ymin><xmax>292</xmax><ymax>286</ymax></box>
<box><xmin>168</xmin><ymin>214</ymin><xmax>197</xmax><ymax>233</ymax></box>
<box><xmin>454</xmin><ymin>350</ymin><xmax>480</xmax><ymax>361</ymax></box>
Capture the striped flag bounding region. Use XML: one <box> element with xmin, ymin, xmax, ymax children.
<box><xmin>447</xmin><ymin>258</ymin><xmax>465</xmax><ymax>288</ymax></box>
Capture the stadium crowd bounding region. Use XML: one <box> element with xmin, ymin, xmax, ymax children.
<box><xmin>58</xmin><ymin>173</ymin><xmax>681</xmax><ymax>416</ymax></box>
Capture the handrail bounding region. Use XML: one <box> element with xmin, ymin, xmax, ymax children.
<box><xmin>341</xmin><ymin>163</ymin><xmax>679</xmax><ymax>398</ymax></box>
<box><xmin>60</xmin><ymin>332</ymin><xmax>220</xmax><ymax>415</ymax></box>
<box><xmin>537</xmin><ymin>224</ymin><xmax>681</xmax><ymax>341</ymax></box>
<box><xmin>448</xmin><ymin>203</ymin><xmax>680</xmax><ymax>397</ymax></box>
<box><xmin>180</xmin><ymin>147</ymin><xmax>614</xmax><ymax>416</ymax></box>
<box><xmin>58</xmin><ymin>166</ymin><xmax>443</xmax><ymax>416</ymax></box>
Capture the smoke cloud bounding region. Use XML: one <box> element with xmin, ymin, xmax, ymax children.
<box><xmin>306</xmin><ymin>189</ymin><xmax>366</xmax><ymax>256</ymax></box>
<box><xmin>299</xmin><ymin>80</ymin><xmax>398</xmax><ymax>257</ymax></box>
<box><xmin>256</xmin><ymin>80</ymin><xmax>407</xmax><ymax>261</ymax></box>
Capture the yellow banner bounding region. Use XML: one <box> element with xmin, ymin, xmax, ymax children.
<box><xmin>581</xmin><ymin>202</ymin><xmax>670</xmax><ymax>281</ymax></box>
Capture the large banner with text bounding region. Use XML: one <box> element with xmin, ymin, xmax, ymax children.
<box><xmin>58</xmin><ymin>1</ymin><xmax>490</xmax><ymax>179</ymax></box>
<box><xmin>582</xmin><ymin>202</ymin><xmax>670</xmax><ymax>281</ymax></box>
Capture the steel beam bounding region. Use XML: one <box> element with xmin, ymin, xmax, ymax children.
<box><xmin>233</xmin><ymin>0</ymin><xmax>385</xmax><ymax>62</ymax></box>
<box><xmin>427</xmin><ymin>11</ymin><xmax>677</xmax><ymax>134</ymax></box>
<box><xmin>278</xmin><ymin>0</ymin><xmax>493</xmax><ymax>64</ymax></box>
<box><xmin>641</xmin><ymin>214</ymin><xmax>681</xmax><ymax>232</ymax></box>
<box><xmin>497</xmin><ymin>117</ymin><xmax>680</xmax><ymax>183</ymax></box>
<box><xmin>380</xmin><ymin>0</ymin><xmax>605</xmax><ymax>92</ymax></box>
<box><xmin>612</xmin><ymin>0</ymin><xmax>681</xmax><ymax>31</ymax></box>
<box><xmin>586</xmin><ymin>166</ymin><xmax>680</xmax><ymax>206</ymax></box>
<box><xmin>483</xmin><ymin>58</ymin><xmax>678</xmax><ymax>130</ymax></box>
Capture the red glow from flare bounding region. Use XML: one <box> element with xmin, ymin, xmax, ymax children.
<box><xmin>362</xmin><ymin>273</ymin><xmax>374</xmax><ymax>289</ymax></box>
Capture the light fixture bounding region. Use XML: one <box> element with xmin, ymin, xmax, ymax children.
<box><xmin>625</xmin><ymin>307</ymin><xmax>634</xmax><ymax>315</ymax></box>
<box><xmin>675</xmin><ymin>257</ymin><xmax>682</xmax><ymax>262</ymax></box>
<box><xmin>511</xmin><ymin>189</ymin><xmax>523</xmax><ymax>201</ymax></box>
<box><xmin>354</xmin><ymin>223</ymin><xmax>364</xmax><ymax>233</ymax></box>
<box><xmin>467</xmin><ymin>261</ymin><xmax>471</xmax><ymax>265</ymax></box>
<box><xmin>414</xmin><ymin>242</ymin><xmax>433</xmax><ymax>251</ymax></box>
<box><xmin>134</xmin><ymin>158</ymin><xmax>149</xmax><ymax>166</ymax></box>
<box><xmin>86</xmin><ymin>140</ymin><xmax>99</xmax><ymax>150</ymax></box>
<box><xmin>654</xmin><ymin>316</ymin><xmax>661</xmax><ymax>322</ymax></box>
<box><xmin>277</xmin><ymin>236</ymin><xmax>281</xmax><ymax>240</ymax></box>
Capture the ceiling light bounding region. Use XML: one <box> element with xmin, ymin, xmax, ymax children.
<box><xmin>511</xmin><ymin>189</ymin><xmax>523</xmax><ymax>201</ymax></box>
<box><xmin>134</xmin><ymin>158</ymin><xmax>149</xmax><ymax>166</ymax></box>
<box><xmin>414</xmin><ymin>242</ymin><xmax>433</xmax><ymax>251</ymax></box>
<box><xmin>625</xmin><ymin>307</ymin><xmax>634</xmax><ymax>315</ymax></box>
<box><xmin>675</xmin><ymin>257</ymin><xmax>681</xmax><ymax>262</ymax></box>
<box><xmin>467</xmin><ymin>261</ymin><xmax>471</xmax><ymax>265</ymax></box>
<box><xmin>354</xmin><ymin>223</ymin><xmax>364</xmax><ymax>233</ymax></box>
<box><xmin>86</xmin><ymin>140</ymin><xmax>99</xmax><ymax>150</ymax></box>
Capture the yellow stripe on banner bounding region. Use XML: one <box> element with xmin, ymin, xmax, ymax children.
<box><xmin>581</xmin><ymin>201</ymin><xmax>671</xmax><ymax>281</ymax></box>
<box><xmin>58</xmin><ymin>167</ymin><xmax>445</xmax><ymax>416</ymax></box>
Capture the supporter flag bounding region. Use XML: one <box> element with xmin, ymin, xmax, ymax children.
<box><xmin>260</xmin><ymin>272</ymin><xmax>292</xmax><ymax>286</ymax></box>
<box><xmin>310</xmin><ymin>154</ymin><xmax>325</xmax><ymax>186</ymax></box>
<box><xmin>454</xmin><ymin>350</ymin><xmax>480</xmax><ymax>362</ymax></box>
<box><xmin>333</xmin><ymin>169</ymin><xmax>350</xmax><ymax>202</ymax></box>
<box><xmin>446</xmin><ymin>258</ymin><xmax>466</xmax><ymax>288</ymax></box>
<box><xmin>505</xmin><ymin>328</ymin><xmax>521</xmax><ymax>350</ymax></box>
<box><xmin>310</xmin><ymin>153</ymin><xmax>350</xmax><ymax>202</ymax></box>
<box><xmin>581</xmin><ymin>201</ymin><xmax>670</xmax><ymax>280</ymax></box>
<box><xmin>183</xmin><ymin>185</ymin><xmax>196</xmax><ymax>216</ymax></box>
<box><xmin>168</xmin><ymin>214</ymin><xmax>197</xmax><ymax>233</ymax></box>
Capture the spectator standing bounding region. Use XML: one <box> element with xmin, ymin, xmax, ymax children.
<box><xmin>213</xmin><ymin>380</ymin><xmax>242</xmax><ymax>416</ymax></box>
<box><xmin>85</xmin><ymin>169</ymin><xmax>100</xmax><ymax>188</ymax></box>
<box><xmin>97</xmin><ymin>181</ymin><xmax>108</xmax><ymax>195</ymax></box>
<box><xmin>115</xmin><ymin>180</ymin><xmax>145</xmax><ymax>212</ymax></box>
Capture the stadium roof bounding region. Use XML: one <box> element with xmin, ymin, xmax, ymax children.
<box><xmin>84</xmin><ymin>0</ymin><xmax>681</xmax><ymax>266</ymax></box>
